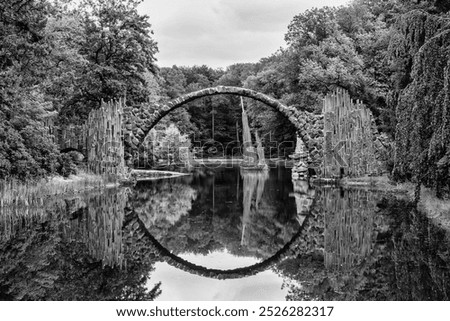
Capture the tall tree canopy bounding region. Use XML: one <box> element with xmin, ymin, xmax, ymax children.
<box><xmin>0</xmin><ymin>0</ymin><xmax>159</xmax><ymax>180</ymax></box>
<box><xmin>55</xmin><ymin>0</ymin><xmax>159</xmax><ymax>122</ymax></box>
<box><xmin>388</xmin><ymin>4</ymin><xmax>450</xmax><ymax>195</ymax></box>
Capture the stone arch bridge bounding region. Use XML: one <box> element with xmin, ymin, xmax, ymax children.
<box><xmin>123</xmin><ymin>86</ymin><xmax>324</xmax><ymax>170</ymax></box>
<box><xmin>54</xmin><ymin>86</ymin><xmax>389</xmax><ymax>178</ymax></box>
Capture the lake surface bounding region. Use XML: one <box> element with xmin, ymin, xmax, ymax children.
<box><xmin>1</xmin><ymin>165</ymin><xmax>450</xmax><ymax>300</ymax></box>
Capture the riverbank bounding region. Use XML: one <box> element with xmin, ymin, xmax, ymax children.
<box><xmin>340</xmin><ymin>175</ymin><xmax>411</xmax><ymax>193</ymax></box>
<box><xmin>131</xmin><ymin>169</ymin><xmax>191</xmax><ymax>181</ymax></box>
<box><xmin>0</xmin><ymin>167</ymin><xmax>193</xmax><ymax>205</ymax></box>
<box><xmin>0</xmin><ymin>172</ymin><xmax>113</xmax><ymax>206</ymax></box>
<box><xmin>336</xmin><ymin>175</ymin><xmax>450</xmax><ymax>231</ymax></box>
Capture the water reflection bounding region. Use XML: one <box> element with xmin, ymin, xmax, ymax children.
<box><xmin>322</xmin><ymin>188</ymin><xmax>382</xmax><ymax>270</ymax></box>
<box><xmin>279</xmin><ymin>188</ymin><xmax>450</xmax><ymax>301</ymax></box>
<box><xmin>134</xmin><ymin>211</ymin><xmax>310</xmax><ymax>280</ymax></box>
<box><xmin>62</xmin><ymin>189</ymin><xmax>128</xmax><ymax>268</ymax></box>
<box><xmin>290</xmin><ymin>180</ymin><xmax>316</xmax><ymax>227</ymax></box>
<box><xmin>150</xmin><ymin>252</ymin><xmax>289</xmax><ymax>301</ymax></box>
<box><xmin>241</xmin><ymin>170</ymin><xmax>269</xmax><ymax>246</ymax></box>
<box><xmin>0</xmin><ymin>188</ymin><xmax>160</xmax><ymax>300</ymax></box>
<box><xmin>0</xmin><ymin>166</ymin><xmax>449</xmax><ymax>301</ymax></box>
<box><xmin>134</xmin><ymin>166</ymin><xmax>300</xmax><ymax>263</ymax></box>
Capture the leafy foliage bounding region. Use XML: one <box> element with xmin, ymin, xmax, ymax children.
<box><xmin>388</xmin><ymin>7</ymin><xmax>450</xmax><ymax>196</ymax></box>
<box><xmin>0</xmin><ymin>0</ymin><xmax>158</xmax><ymax>180</ymax></box>
<box><xmin>1</xmin><ymin>0</ymin><xmax>450</xmax><ymax>197</ymax></box>
<box><xmin>0</xmin><ymin>0</ymin><xmax>61</xmax><ymax>180</ymax></box>
<box><xmin>146</xmin><ymin>124</ymin><xmax>192</xmax><ymax>166</ymax></box>
<box><xmin>54</xmin><ymin>0</ymin><xmax>159</xmax><ymax>122</ymax></box>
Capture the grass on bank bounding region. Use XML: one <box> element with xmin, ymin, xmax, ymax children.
<box><xmin>0</xmin><ymin>171</ymin><xmax>108</xmax><ymax>206</ymax></box>
<box><xmin>340</xmin><ymin>175</ymin><xmax>413</xmax><ymax>193</ymax></box>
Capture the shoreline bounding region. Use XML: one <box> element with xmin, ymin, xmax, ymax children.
<box><xmin>312</xmin><ymin>175</ymin><xmax>411</xmax><ymax>193</ymax></box>
<box><xmin>2</xmin><ymin>168</ymin><xmax>449</xmax><ymax>232</ymax></box>
<box><xmin>131</xmin><ymin>169</ymin><xmax>191</xmax><ymax>181</ymax></box>
<box><xmin>0</xmin><ymin>172</ymin><xmax>117</xmax><ymax>206</ymax></box>
<box><xmin>312</xmin><ymin>175</ymin><xmax>450</xmax><ymax>232</ymax></box>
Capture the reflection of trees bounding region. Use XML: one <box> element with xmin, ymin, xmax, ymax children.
<box><xmin>238</xmin><ymin>171</ymin><xmax>301</xmax><ymax>257</ymax></box>
<box><xmin>219</xmin><ymin>168</ymin><xmax>300</xmax><ymax>258</ymax></box>
<box><xmin>276</xmin><ymin>190</ymin><xmax>450</xmax><ymax>301</ymax></box>
<box><xmin>137</xmin><ymin>167</ymin><xmax>301</xmax><ymax>260</ymax></box>
<box><xmin>0</xmin><ymin>189</ymin><xmax>161</xmax><ymax>300</ymax></box>
<box><xmin>379</xmin><ymin>199</ymin><xmax>450</xmax><ymax>300</ymax></box>
<box><xmin>132</xmin><ymin>178</ymin><xmax>198</xmax><ymax>244</ymax></box>
<box><xmin>0</xmin><ymin>197</ymin><xmax>67</xmax><ymax>242</ymax></box>
<box><xmin>136</xmin><ymin>172</ymin><xmax>237</xmax><ymax>256</ymax></box>
<box><xmin>133</xmin><ymin>211</ymin><xmax>311</xmax><ymax>280</ymax></box>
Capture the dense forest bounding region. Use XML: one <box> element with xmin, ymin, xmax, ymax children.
<box><xmin>1</xmin><ymin>0</ymin><xmax>450</xmax><ymax>197</ymax></box>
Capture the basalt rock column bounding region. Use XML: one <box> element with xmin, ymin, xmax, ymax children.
<box><xmin>290</xmin><ymin>136</ymin><xmax>310</xmax><ymax>179</ymax></box>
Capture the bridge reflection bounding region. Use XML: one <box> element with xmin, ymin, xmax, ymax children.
<box><xmin>129</xmin><ymin>208</ymin><xmax>312</xmax><ymax>280</ymax></box>
<box><xmin>0</xmin><ymin>178</ymin><xmax>385</xmax><ymax>277</ymax></box>
<box><xmin>2</xmin><ymin>175</ymin><xmax>447</xmax><ymax>300</ymax></box>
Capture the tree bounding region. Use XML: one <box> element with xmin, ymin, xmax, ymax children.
<box><xmin>147</xmin><ymin>124</ymin><xmax>192</xmax><ymax>166</ymax></box>
<box><xmin>0</xmin><ymin>0</ymin><xmax>62</xmax><ymax>180</ymax></box>
<box><xmin>57</xmin><ymin>0</ymin><xmax>159</xmax><ymax>122</ymax></box>
<box><xmin>285</xmin><ymin>7</ymin><xmax>337</xmax><ymax>48</ymax></box>
<box><xmin>288</xmin><ymin>3</ymin><xmax>391</xmax><ymax>112</ymax></box>
<box><xmin>387</xmin><ymin>7</ymin><xmax>450</xmax><ymax>196</ymax></box>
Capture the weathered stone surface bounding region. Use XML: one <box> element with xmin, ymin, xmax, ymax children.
<box><xmin>135</xmin><ymin>128</ymin><xmax>145</xmax><ymax>137</ymax></box>
<box><xmin>123</xmin><ymin>86</ymin><xmax>322</xmax><ymax>166</ymax></box>
<box><xmin>121</xmin><ymin>86</ymin><xmax>389</xmax><ymax>178</ymax></box>
<box><xmin>131</xmin><ymin>137</ymin><xmax>140</xmax><ymax>146</ymax></box>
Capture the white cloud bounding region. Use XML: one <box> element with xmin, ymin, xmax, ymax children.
<box><xmin>139</xmin><ymin>0</ymin><xmax>350</xmax><ymax>68</ymax></box>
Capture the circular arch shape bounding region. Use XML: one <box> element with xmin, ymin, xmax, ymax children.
<box><xmin>132</xmin><ymin>86</ymin><xmax>313</xmax><ymax>145</ymax></box>
<box><xmin>132</xmin><ymin>209</ymin><xmax>311</xmax><ymax>280</ymax></box>
<box><xmin>151</xmin><ymin>86</ymin><xmax>301</xmax><ymax>132</ymax></box>
<box><xmin>125</xmin><ymin>85</ymin><xmax>323</xmax><ymax>169</ymax></box>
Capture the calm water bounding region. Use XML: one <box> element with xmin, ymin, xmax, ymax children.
<box><xmin>1</xmin><ymin>165</ymin><xmax>450</xmax><ymax>301</ymax></box>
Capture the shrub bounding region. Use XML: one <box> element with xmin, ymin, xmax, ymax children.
<box><xmin>58</xmin><ymin>153</ymin><xmax>78</xmax><ymax>178</ymax></box>
<box><xmin>0</xmin><ymin>123</ymin><xmax>61</xmax><ymax>181</ymax></box>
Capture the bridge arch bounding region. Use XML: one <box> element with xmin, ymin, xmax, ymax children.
<box><xmin>124</xmin><ymin>86</ymin><xmax>323</xmax><ymax>167</ymax></box>
<box><xmin>130</xmin><ymin>208</ymin><xmax>312</xmax><ymax>280</ymax></box>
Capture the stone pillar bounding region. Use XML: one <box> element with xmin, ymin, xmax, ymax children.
<box><xmin>289</xmin><ymin>135</ymin><xmax>310</xmax><ymax>179</ymax></box>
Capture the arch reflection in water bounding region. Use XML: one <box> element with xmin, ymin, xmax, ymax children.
<box><xmin>3</xmin><ymin>169</ymin><xmax>449</xmax><ymax>301</ymax></box>
<box><xmin>130</xmin><ymin>208</ymin><xmax>311</xmax><ymax>280</ymax></box>
<box><xmin>62</xmin><ymin>184</ymin><xmax>450</xmax><ymax>301</ymax></box>
<box><xmin>134</xmin><ymin>166</ymin><xmax>301</xmax><ymax>264</ymax></box>
<box><xmin>127</xmin><ymin>166</ymin><xmax>306</xmax><ymax>299</ymax></box>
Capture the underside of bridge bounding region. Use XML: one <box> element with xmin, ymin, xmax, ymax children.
<box><xmin>54</xmin><ymin>86</ymin><xmax>389</xmax><ymax>179</ymax></box>
<box><xmin>123</xmin><ymin>86</ymin><xmax>325</xmax><ymax>171</ymax></box>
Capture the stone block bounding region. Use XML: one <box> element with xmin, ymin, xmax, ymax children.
<box><xmin>132</xmin><ymin>137</ymin><xmax>140</xmax><ymax>146</ymax></box>
<box><xmin>136</xmin><ymin>128</ymin><xmax>145</xmax><ymax>137</ymax></box>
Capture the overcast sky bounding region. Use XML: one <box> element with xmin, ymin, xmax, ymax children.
<box><xmin>138</xmin><ymin>0</ymin><xmax>350</xmax><ymax>69</ymax></box>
